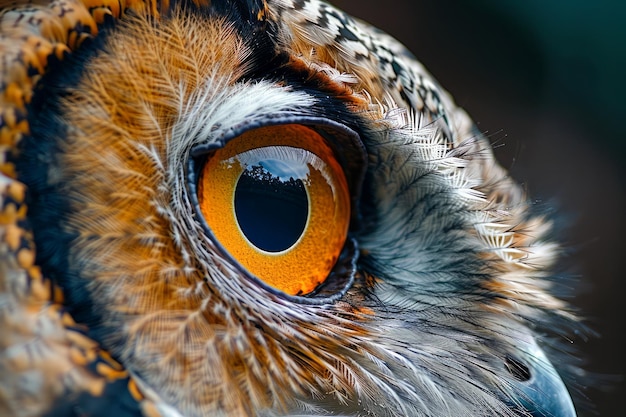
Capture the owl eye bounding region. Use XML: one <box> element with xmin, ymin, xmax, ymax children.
<box><xmin>194</xmin><ymin>124</ymin><xmax>352</xmax><ymax>296</ymax></box>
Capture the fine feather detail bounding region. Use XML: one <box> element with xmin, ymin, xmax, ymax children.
<box><xmin>0</xmin><ymin>0</ymin><xmax>583</xmax><ymax>416</ymax></box>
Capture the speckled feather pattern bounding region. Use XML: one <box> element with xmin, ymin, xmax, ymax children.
<box><xmin>0</xmin><ymin>1</ymin><xmax>582</xmax><ymax>416</ymax></box>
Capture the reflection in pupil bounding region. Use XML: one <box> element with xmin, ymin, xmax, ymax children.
<box><xmin>234</xmin><ymin>164</ymin><xmax>308</xmax><ymax>252</ymax></box>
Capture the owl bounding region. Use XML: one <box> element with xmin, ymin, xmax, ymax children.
<box><xmin>0</xmin><ymin>0</ymin><xmax>584</xmax><ymax>416</ymax></box>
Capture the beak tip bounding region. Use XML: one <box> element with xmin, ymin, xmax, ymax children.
<box><xmin>505</xmin><ymin>341</ymin><xmax>577</xmax><ymax>417</ymax></box>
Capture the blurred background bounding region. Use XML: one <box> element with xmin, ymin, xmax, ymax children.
<box><xmin>333</xmin><ymin>0</ymin><xmax>625</xmax><ymax>415</ymax></box>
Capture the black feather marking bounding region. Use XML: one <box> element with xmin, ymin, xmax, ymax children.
<box><xmin>42</xmin><ymin>377</ymin><xmax>142</xmax><ymax>417</ymax></box>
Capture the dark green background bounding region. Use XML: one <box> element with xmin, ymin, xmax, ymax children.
<box><xmin>333</xmin><ymin>1</ymin><xmax>625</xmax><ymax>415</ymax></box>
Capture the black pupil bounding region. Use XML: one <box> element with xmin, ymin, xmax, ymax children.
<box><xmin>234</xmin><ymin>163</ymin><xmax>309</xmax><ymax>252</ymax></box>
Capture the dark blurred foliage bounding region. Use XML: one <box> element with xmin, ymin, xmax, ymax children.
<box><xmin>333</xmin><ymin>0</ymin><xmax>625</xmax><ymax>415</ymax></box>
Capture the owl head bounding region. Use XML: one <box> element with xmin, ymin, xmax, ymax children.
<box><xmin>0</xmin><ymin>0</ymin><xmax>584</xmax><ymax>416</ymax></box>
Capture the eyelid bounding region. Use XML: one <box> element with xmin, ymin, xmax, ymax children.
<box><xmin>186</xmin><ymin>118</ymin><xmax>366</xmax><ymax>302</ymax></box>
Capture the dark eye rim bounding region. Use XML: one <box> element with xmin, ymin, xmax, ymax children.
<box><xmin>186</xmin><ymin>116</ymin><xmax>366</xmax><ymax>304</ymax></box>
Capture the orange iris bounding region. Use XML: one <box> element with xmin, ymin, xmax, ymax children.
<box><xmin>198</xmin><ymin>124</ymin><xmax>351</xmax><ymax>296</ymax></box>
